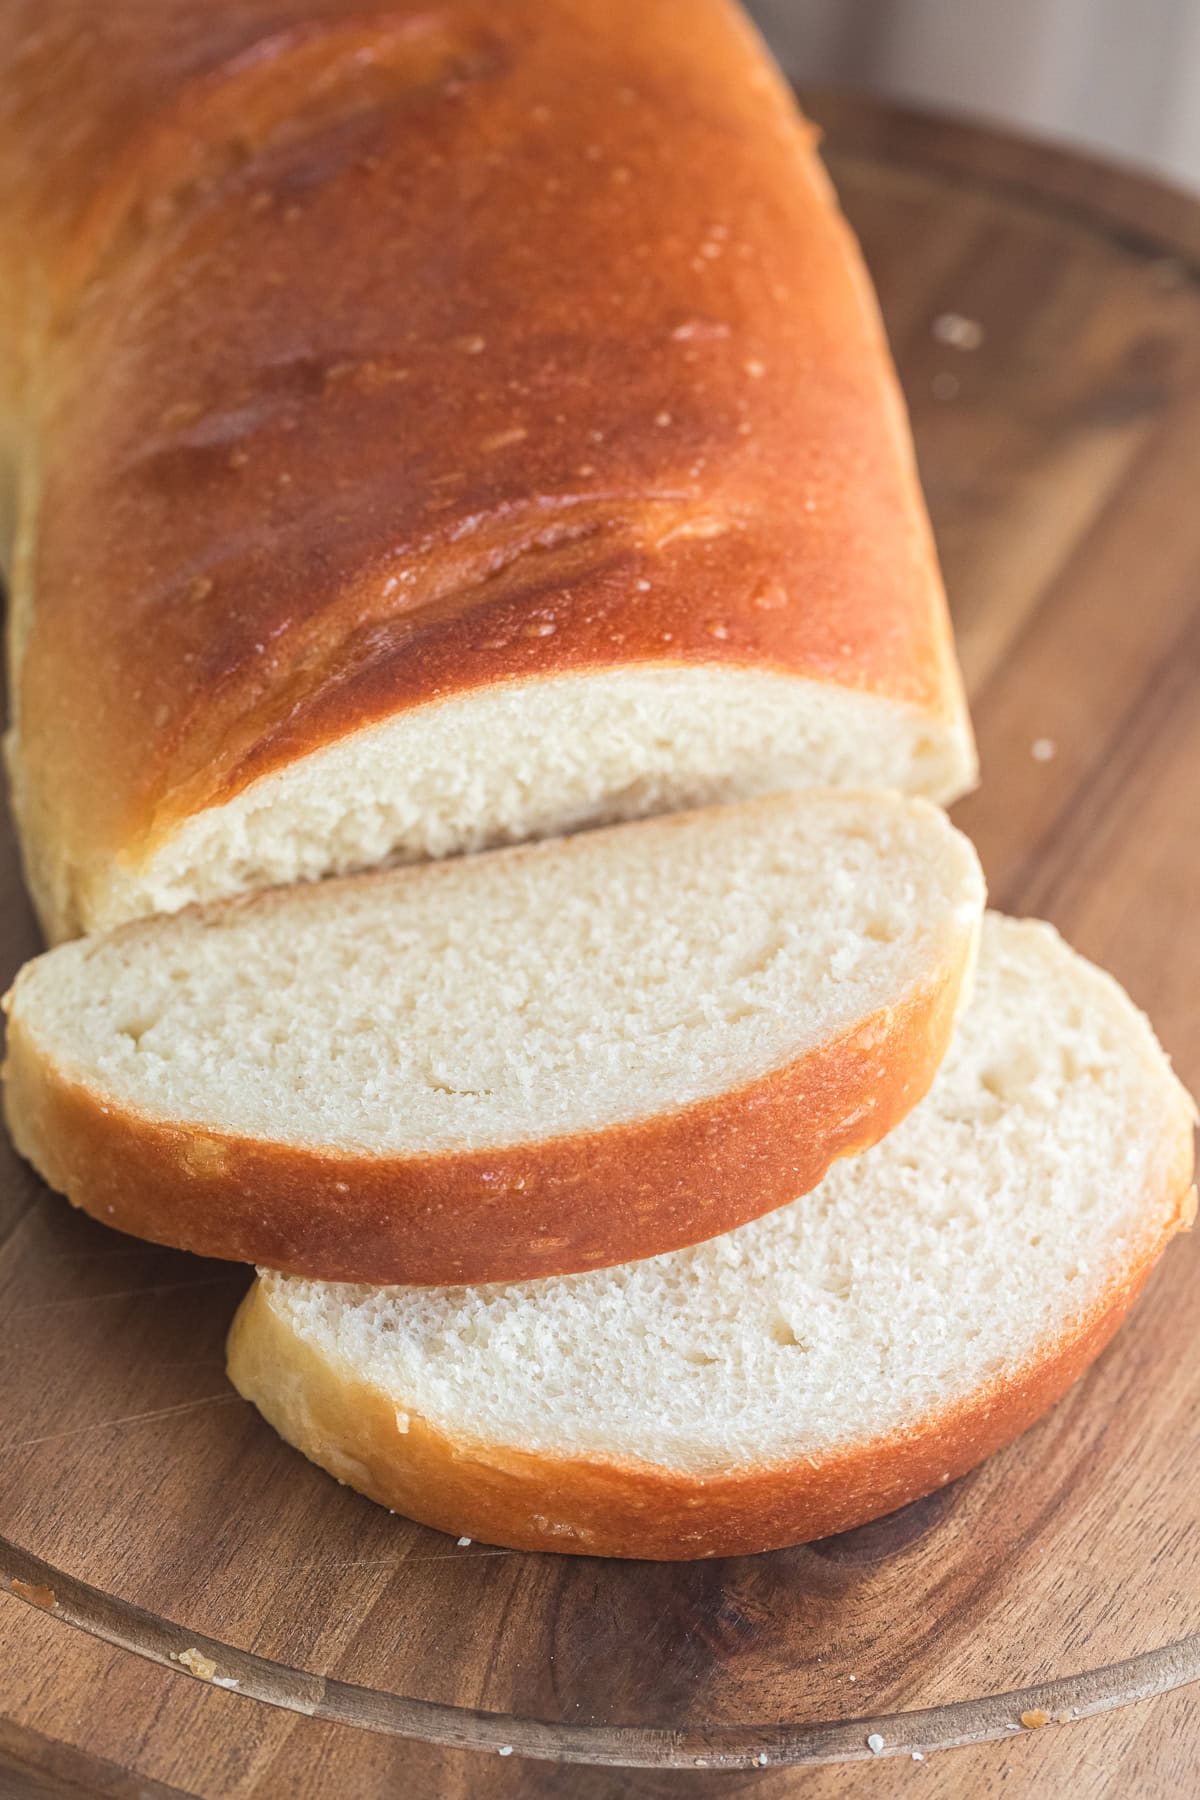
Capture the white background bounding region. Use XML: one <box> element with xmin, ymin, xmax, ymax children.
<box><xmin>747</xmin><ymin>0</ymin><xmax>1200</xmax><ymax>193</ymax></box>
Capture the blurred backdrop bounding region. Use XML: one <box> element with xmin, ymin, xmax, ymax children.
<box><xmin>747</xmin><ymin>0</ymin><xmax>1200</xmax><ymax>192</ymax></box>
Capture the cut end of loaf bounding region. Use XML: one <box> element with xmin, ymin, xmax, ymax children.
<box><xmin>4</xmin><ymin>789</ymin><xmax>983</xmax><ymax>1284</ymax></box>
<box><xmin>60</xmin><ymin>667</ymin><xmax>975</xmax><ymax>936</ymax></box>
<box><xmin>230</xmin><ymin>914</ymin><xmax>1196</xmax><ymax>1556</ymax></box>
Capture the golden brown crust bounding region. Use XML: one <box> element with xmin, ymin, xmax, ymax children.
<box><xmin>226</xmin><ymin>1176</ymin><xmax>1197</xmax><ymax>1560</ymax></box>
<box><xmin>3</xmin><ymin>943</ymin><xmax>970</xmax><ymax>1284</ymax></box>
<box><xmin>0</xmin><ymin>0</ymin><xmax>972</xmax><ymax>938</ymax></box>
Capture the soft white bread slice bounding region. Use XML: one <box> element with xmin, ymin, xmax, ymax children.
<box><xmin>3</xmin><ymin>790</ymin><xmax>983</xmax><ymax>1287</ymax></box>
<box><xmin>227</xmin><ymin>915</ymin><xmax>1197</xmax><ymax>1560</ymax></box>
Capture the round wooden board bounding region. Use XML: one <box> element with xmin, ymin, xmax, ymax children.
<box><xmin>2</xmin><ymin>94</ymin><xmax>1200</xmax><ymax>1799</ymax></box>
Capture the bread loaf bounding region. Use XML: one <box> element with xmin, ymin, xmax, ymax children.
<box><xmin>3</xmin><ymin>791</ymin><xmax>983</xmax><ymax>1284</ymax></box>
<box><xmin>227</xmin><ymin>915</ymin><xmax>1197</xmax><ymax>1559</ymax></box>
<box><xmin>0</xmin><ymin>0</ymin><xmax>974</xmax><ymax>940</ymax></box>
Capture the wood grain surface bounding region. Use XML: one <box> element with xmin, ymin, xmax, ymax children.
<box><xmin>2</xmin><ymin>92</ymin><xmax>1200</xmax><ymax>1798</ymax></box>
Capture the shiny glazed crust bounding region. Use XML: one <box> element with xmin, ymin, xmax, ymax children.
<box><xmin>225</xmin><ymin>1174</ymin><xmax>1198</xmax><ymax>1560</ymax></box>
<box><xmin>0</xmin><ymin>0</ymin><xmax>973</xmax><ymax>939</ymax></box>
<box><xmin>2</xmin><ymin>927</ymin><xmax>974</xmax><ymax>1284</ymax></box>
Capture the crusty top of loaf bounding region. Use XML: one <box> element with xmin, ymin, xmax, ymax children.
<box><xmin>0</xmin><ymin>0</ymin><xmax>972</xmax><ymax>935</ymax></box>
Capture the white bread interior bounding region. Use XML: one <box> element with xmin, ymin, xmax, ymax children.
<box><xmin>7</xmin><ymin>789</ymin><xmax>982</xmax><ymax>1158</ymax></box>
<box><xmin>243</xmin><ymin>914</ymin><xmax>1195</xmax><ymax>1474</ymax></box>
<box><xmin>68</xmin><ymin>667</ymin><xmax>976</xmax><ymax>935</ymax></box>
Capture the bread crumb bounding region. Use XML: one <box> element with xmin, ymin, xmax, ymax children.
<box><xmin>498</xmin><ymin>1745</ymin><xmax>514</xmax><ymax>1757</ymax></box>
<box><xmin>1031</xmin><ymin>737</ymin><xmax>1057</xmax><ymax>762</ymax></box>
<box><xmin>212</xmin><ymin>1676</ymin><xmax>240</xmax><ymax>1690</ymax></box>
<box><xmin>457</xmin><ymin>1536</ymin><xmax>472</xmax><ymax>1547</ymax></box>
<box><xmin>867</xmin><ymin>1733</ymin><xmax>885</xmax><ymax>1754</ymax></box>
<box><xmin>848</xmin><ymin>1673</ymin><xmax>857</xmax><ymax>1682</ymax></box>
<box><xmin>480</xmin><ymin>427</ymin><xmax>528</xmax><ymax>453</ymax></box>
<box><xmin>181</xmin><ymin>1136</ymin><xmax>228</xmax><ymax>1177</ymax></box>
<box><xmin>160</xmin><ymin>399</ymin><xmax>203</xmax><ymax>427</ymax></box>
<box><xmin>671</xmin><ymin>318</ymin><xmax>730</xmax><ymax>342</ymax></box>
<box><xmin>175</xmin><ymin>1647</ymin><xmax>218</xmax><ymax>1682</ymax></box>
<box><xmin>1057</xmin><ymin>1710</ymin><xmax>1073</xmax><ymax>1725</ymax></box>
<box><xmin>11</xmin><ymin>1579</ymin><xmax>56</xmax><ymax>1610</ymax></box>
<box><xmin>912</xmin><ymin>1751</ymin><xmax>925</xmax><ymax>1761</ymax></box>
<box><xmin>755</xmin><ymin>1752</ymin><xmax>769</xmax><ymax>1766</ymax></box>
<box><xmin>1020</xmin><ymin>1709</ymin><xmax>1051</xmax><ymax>1729</ymax></box>
<box><xmin>932</xmin><ymin>313</ymin><xmax>984</xmax><ymax>350</ymax></box>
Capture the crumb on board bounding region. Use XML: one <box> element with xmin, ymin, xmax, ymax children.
<box><xmin>1057</xmin><ymin>1711</ymin><xmax>1074</xmax><ymax>1725</ymax></box>
<box><xmin>457</xmin><ymin>1536</ymin><xmax>472</xmax><ymax>1547</ymax></box>
<box><xmin>912</xmin><ymin>1751</ymin><xmax>925</xmax><ymax>1762</ymax></box>
<box><xmin>172</xmin><ymin>1647</ymin><xmax>219</xmax><ymax>1682</ymax></box>
<box><xmin>932</xmin><ymin>312</ymin><xmax>984</xmax><ymax>350</ymax></box>
<box><xmin>755</xmin><ymin>1752</ymin><xmax>769</xmax><ymax>1766</ymax></box>
<box><xmin>1031</xmin><ymin>737</ymin><xmax>1057</xmax><ymax>762</ymax></box>
<box><xmin>11</xmin><ymin>1579</ymin><xmax>56</xmax><ymax>1611</ymax></box>
<box><xmin>867</xmin><ymin>1733</ymin><xmax>885</xmax><ymax>1755</ymax></box>
<box><xmin>498</xmin><ymin>1745</ymin><xmax>514</xmax><ymax>1757</ymax></box>
<box><xmin>1020</xmin><ymin>1709</ymin><xmax>1052</xmax><ymax>1730</ymax></box>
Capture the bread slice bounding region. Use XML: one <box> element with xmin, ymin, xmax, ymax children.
<box><xmin>227</xmin><ymin>915</ymin><xmax>1196</xmax><ymax>1560</ymax></box>
<box><xmin>4</xmin><ymin>790</ymin><xmax>982</xmax><ymax>1286</ymax></box>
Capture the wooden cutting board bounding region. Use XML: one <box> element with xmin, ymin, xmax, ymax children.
<box><xmin>2</xmin><ymin>93</ymin><xmax>1199</xmax><ymax>1800</ymax></box>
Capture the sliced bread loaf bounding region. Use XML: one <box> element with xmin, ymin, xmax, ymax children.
<box><xmin>2</xmin><ymin>0</ymin><xmax>973</xmax><ymax>942</ymax></box>
<box><xmin>3</xmin><ymin>790</ymin><xmax>983</xmax><ymax>1286</ymax></box>
<box><xmin>227</xmin><ymin>914</ymin><xmax>1196</xmax><ymax>1559</ymax></box>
